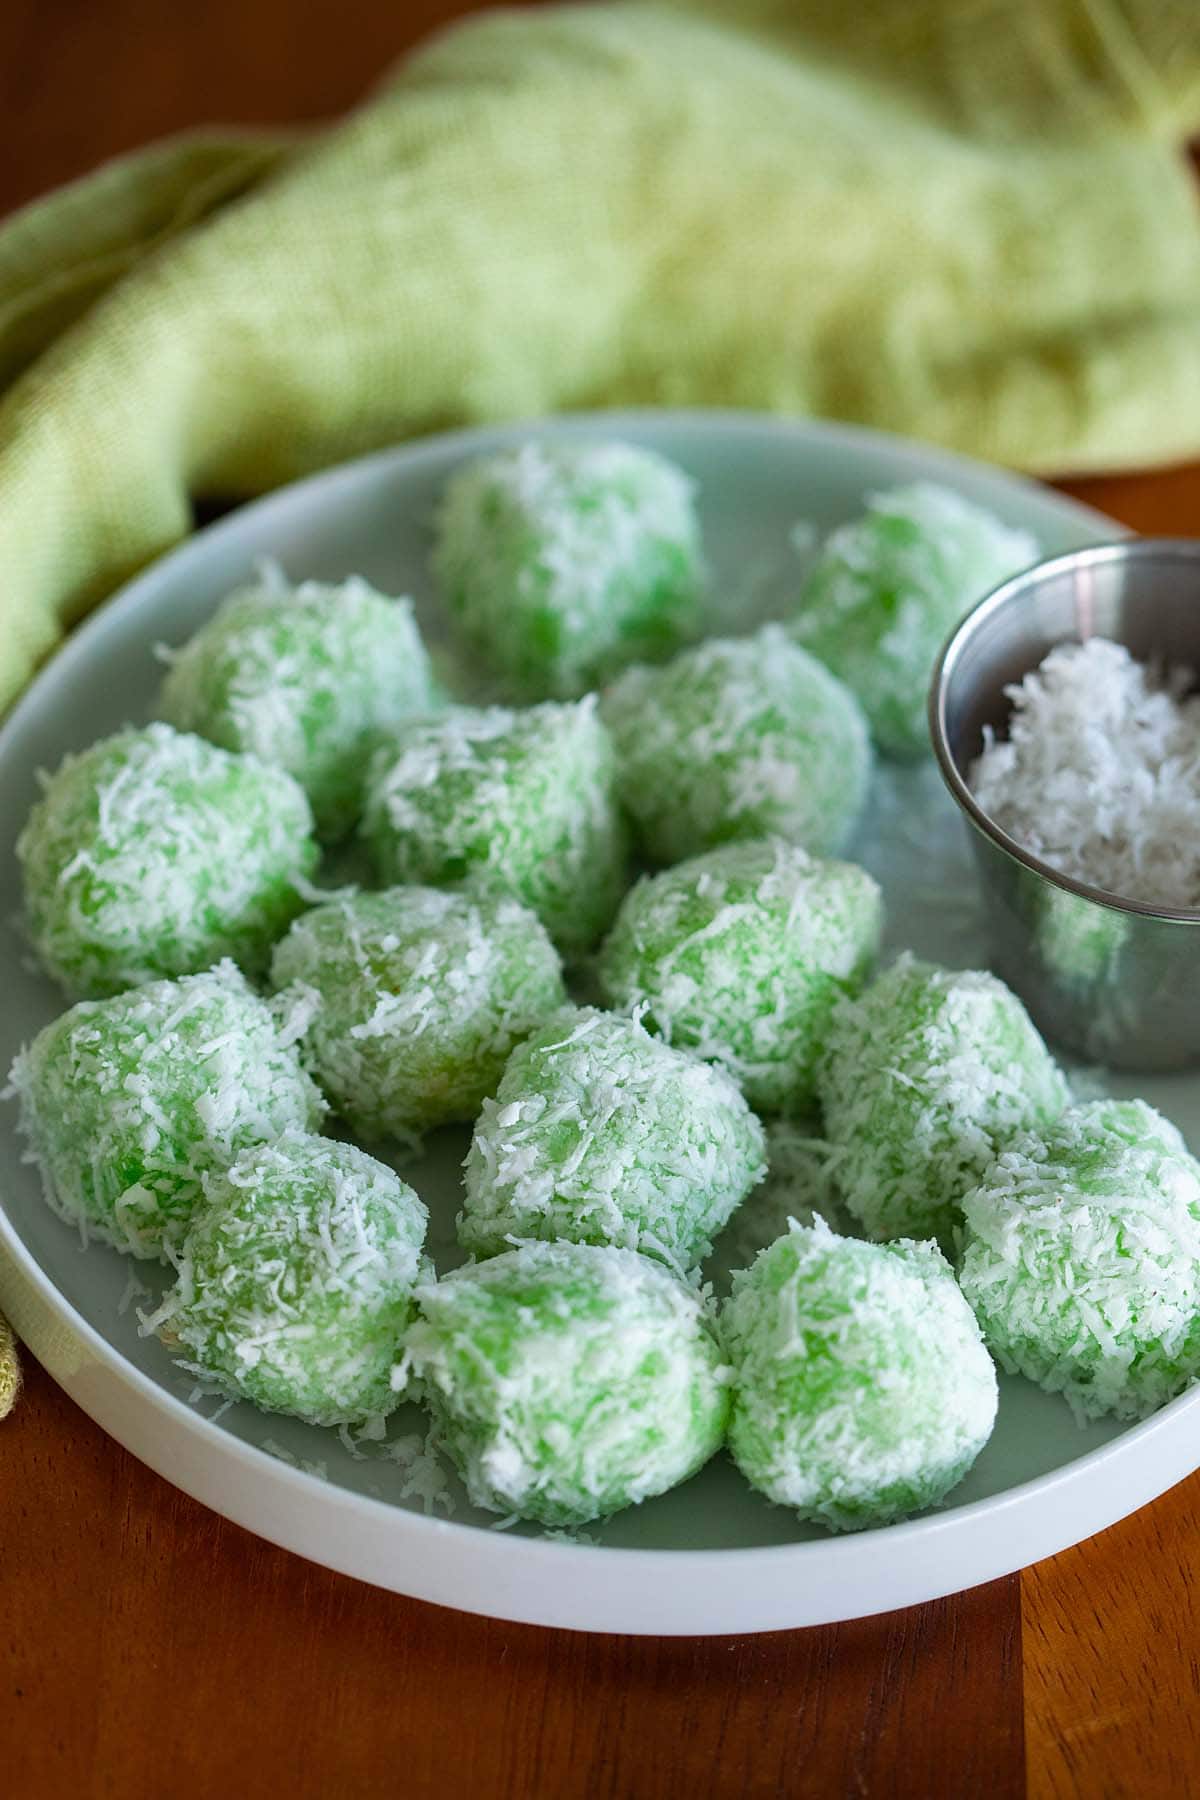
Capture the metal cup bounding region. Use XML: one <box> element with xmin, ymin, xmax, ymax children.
<box><xmin>929</xmin><ymin>538</ymin><xmax>1200</xmax><ymax>1072</ymax></box>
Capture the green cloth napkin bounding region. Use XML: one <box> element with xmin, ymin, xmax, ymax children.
<box><xmin>1</xmin><ymin>0</ymin><xmax>1199</xmax><ymax>1414</ymax></box>
<box><xmin>0</xmin><ymin>1317</ymin><xmax>17</xmax><ymax>1419</ymax></box>
<box><xmin>1</xmin><ymin>0</ymin><xmax>1200</xmax><ymax>712</ymax></box>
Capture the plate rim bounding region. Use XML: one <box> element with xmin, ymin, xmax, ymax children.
<box><xmin>4</xmin><ymin>406</ymin><xmax>1183</xmax><ymax>1633</ymax></box>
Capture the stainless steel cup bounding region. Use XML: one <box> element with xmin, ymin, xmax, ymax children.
<box><xmin>929</xmin><ymin>538</ymin><xmax>1200</xmax><ymax>1072</ymax></box>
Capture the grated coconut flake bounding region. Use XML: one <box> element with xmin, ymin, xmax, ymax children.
<box><xmin>970</xmin><ymin>638</ymin><xmax>1200</xmax><ymax>908</ymax></box>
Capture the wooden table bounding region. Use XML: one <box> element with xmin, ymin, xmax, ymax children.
<box><xmin>3</xmin><ymin>5</ymin><xmax>1199</xmax><ymax>1794</ymax></box>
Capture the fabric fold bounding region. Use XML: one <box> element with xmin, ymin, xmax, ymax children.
<box><xmin>0</xmin><ymin>0</ymin><xmax>1198</xmax><ymax>704</ymax></box>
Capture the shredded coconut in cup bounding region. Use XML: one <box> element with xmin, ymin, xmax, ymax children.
<box><xmin>969</xmin><ymin>637</ymin><xmax>1200</xmax><ymax>909</ymax></box>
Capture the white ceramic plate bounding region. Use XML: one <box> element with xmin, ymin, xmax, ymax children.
<box><xmin>3</xmin><ymin>411</ymin><xmax>1197</xmax><ymax>1637</ymax></box>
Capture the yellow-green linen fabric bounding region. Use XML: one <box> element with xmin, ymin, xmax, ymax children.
<box><xmin>2</xmin><ymin>0</ymin><xmax>1200</xmax><ymax>709</ymax></box>
<box><xmin>0</xmin><ymin>1316</ymin><xmax>17</xmax><ymax>1419</ymax></box>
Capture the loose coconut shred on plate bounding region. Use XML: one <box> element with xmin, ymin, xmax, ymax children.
<box><xmin>970</xmin><ymin>638</ymin><xmax>1200</xmax><ymax>908</ymax></box>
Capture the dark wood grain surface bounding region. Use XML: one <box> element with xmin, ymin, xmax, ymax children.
<box><xmin>6</xmin><ymin>1365</ymin><xmax>1025</xmax><ymax>1800</ymax></box>
<box><xmin>2</xmin><ymin>5</ymin><xmax>1198</xmax><ymax>1795</ymax></box>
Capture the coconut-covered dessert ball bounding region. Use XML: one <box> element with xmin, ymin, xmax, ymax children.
<box><xmin>152</xmin><ymin>1134</ymin><xmax>428</xmax><ymax>1428</ymax></box>
<box><xmin>792</xmin><ymin>484</ymin><xmax>1036</xmax><ymax>757</ymax></box>
<box><xmin>359</xmin><ymin>697</ymin><xmax>626</xmax><ymax>957</ymax></box>
<box><xmin>6</xmin><ymin>962</ymin><xmax>323</xmax><ymax>1260</ymax></box>
<box><xmin>817</xmin><ymin>955</ymin><xmax>1069</xmax><ymax>1247</ymax></box>
<box><xmin>270</xmin><ymin>886</ymin><xmax>565</xmax><ymax>1146</ymax></box>
<box><xmin>433</xmin><ymin>440</ymin><xmax>703</xmax><ymax>701</ymax></box>
<box><xmin>158</xmin><ymin>569</ymin><xmax>439</xmax><ymax>838</ymax></box>
<box><xmin>601</xmin><ymin>627</ymin><xmax>871</xmax><ymax>865</ymax></box>
<box><xmin>960</xmin><ymin>1099</ymin><xmax>1200</xmax><ymax>1422</ymax></box>
<box><xmin>460</xmin><ymin>1007</ymin><xmax>766</xmax><ymax>1272</ymax></box>
<box><xmin>403</xmin><ymin>1240</ymin><xmax>729</xmax><ymax>1526</ymax></box>
<box><xmin>722</xmin><ymin>1220</ymin><xmax>998</xmax><ymax>1531</ymax></box>
<box><xmin>18</xmin><ymin>723</ymin><xmax>318</xmax><ymax>998</ymax></box>
<box><xmin>597</xmin><ymin>839</ymin><xmax>882</xmax><ymax>1114</ymax></box>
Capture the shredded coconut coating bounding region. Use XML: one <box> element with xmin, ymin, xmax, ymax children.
<box><xmin>722</xmin><ymin>1219</ymin><xmax>998</xmax><ymax>1531</ymax></box>
<box><xmin>359</xmin><ymin>697</ymin><xmax>628</xmax><ymax>958</ymax></box>
<box><xmin>597</xmin><ymin>839</ymin><xmax>882</xmax><ymax>1114</ymax></box>
<box><xmin>6</xmin><ymin>961</ymin><xmax>324</xmax><ymax>1260</ymax></box>
<box><xmin>159</xmin><ymin>569</ymin><xmax>440</xmax><ymax>839</ymax></box>
<box><xmin>270</xmin><ymin>886</ymin><xmax>566</xmax><ymax>1146</ymax></box>
<box><xmin>706</xmin><ymin>1118</ymin><xmax>855</xmax><ymax>1291</ymax></box>
<box><xmin>403</xmin><ymin>1240</ymin><xmax>729</xmax><ymax>1526</ymax></box>
<box><xmin>459</xmin><ymin>1006</ymin><xmax>766</xmax><ymax>1274</ymax></box>
<box><xmin>818</xmin><ymin>955</ymin><xmax>1069</xmax><ymax>1248</ymax></box>
<box><xmin>150</xmin><ymin>1133</ymin><xmax>429</xmax><ymax>1428</ymax></box>
<box><xmin>433</xmin><ymin>440</ymin><xmax>704</xmax><ymax>701</ymax></box>
<box><xmin>970</xmin><ymin>638</ymin><xmax>1200</xmax><ymax>908</ymax></box>
<box><xmin>18</xmin><ymin>723</ymin><xmax>318</xmax><ymax>998</ymax></box>
<box><xmin>792</xmin><ymin>483</ymin><xmax>1036</xmax><ymax>758</ymax></box>
<box><xmin>960</xmin><ymin>1099</ymin><xmax>1200</xmax><ymax>1422</ymax></box>
<box><xmin>601</xmin><ymin>626</ymin><xmax>871</xmax><ymax>864</ymax></box>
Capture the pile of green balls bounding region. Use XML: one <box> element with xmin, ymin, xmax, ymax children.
<box><xmin>10</xmin><ymin>444</ymin><xmax>1196</xmax><ymax>1545</ymax></box>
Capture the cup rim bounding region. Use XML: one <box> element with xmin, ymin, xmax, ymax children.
<box><xmin>928</xmin><ymin>536</ymin><xmax>1200</xmax><ymax>926</ymax></box>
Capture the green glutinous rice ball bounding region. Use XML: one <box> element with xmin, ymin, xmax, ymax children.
<box><xmin>151</xmin><ymin>1133</ymin><xmax>429</xmax><ymax>1429</ymax></box>
<box><xmin>792</xmin><ymin>483</ymin><xmax>1037</xmax><ymax>758</ymax></box>
<box><xmin>270</xmin><ymin>886</ymin><xmax>566</xmax><ymax>1146</ymax></box>
<box><xmin>817</xmin><ymin>954</ymin><xmax>1069</xmax><ymax>1248</ymax></box>
<box><xmin>403</xmin><ymin>1240</ymin><xmax>730</xmax><ymax>1526</ymax></box>
<box><xmin>6</xmin><ymin>961</ymin><xmax>324</xmax><ymax>1260</ymax></box>
<box><xmin>596</xmin><ymin>838</ymin><xmax>882</xmax><ymax>1114</ymax></box>
<box><xmin>960</xmin><ymin>1099</ymin><xmax>1200</xmax><ymax>1423</ymax></box>
<box><xmin>433</xmin><ymin>440</ymin><xmax>704</xmax><ymax>700</ymax></box>
<box><xmin>359</xmin><ymin>697</ymin><xmax>627</xmax><ymax>957</ymax></box>
<box><xmin>600</xmin><ymin>626</ymin><xmax>871</xmax><ymax>864</ymax></box>
<box><xmin>459</xmin><ymin>1006</ymin><xmax>767</xmax><ymax>1273</ymax></box>
<box><xmin>158</xmin><ymin>567</ymin><xmax>440</xmax><ymax>838</ymax></box>
<box><xmin>722</xmin><ymin>1220</ymin><xmax>998</xmax><ymax>1532</ymax></box>
<box><xmin>18</xmin><ymin>723</ymin><xmax>318</xmax><ymax>998</ymax></box>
